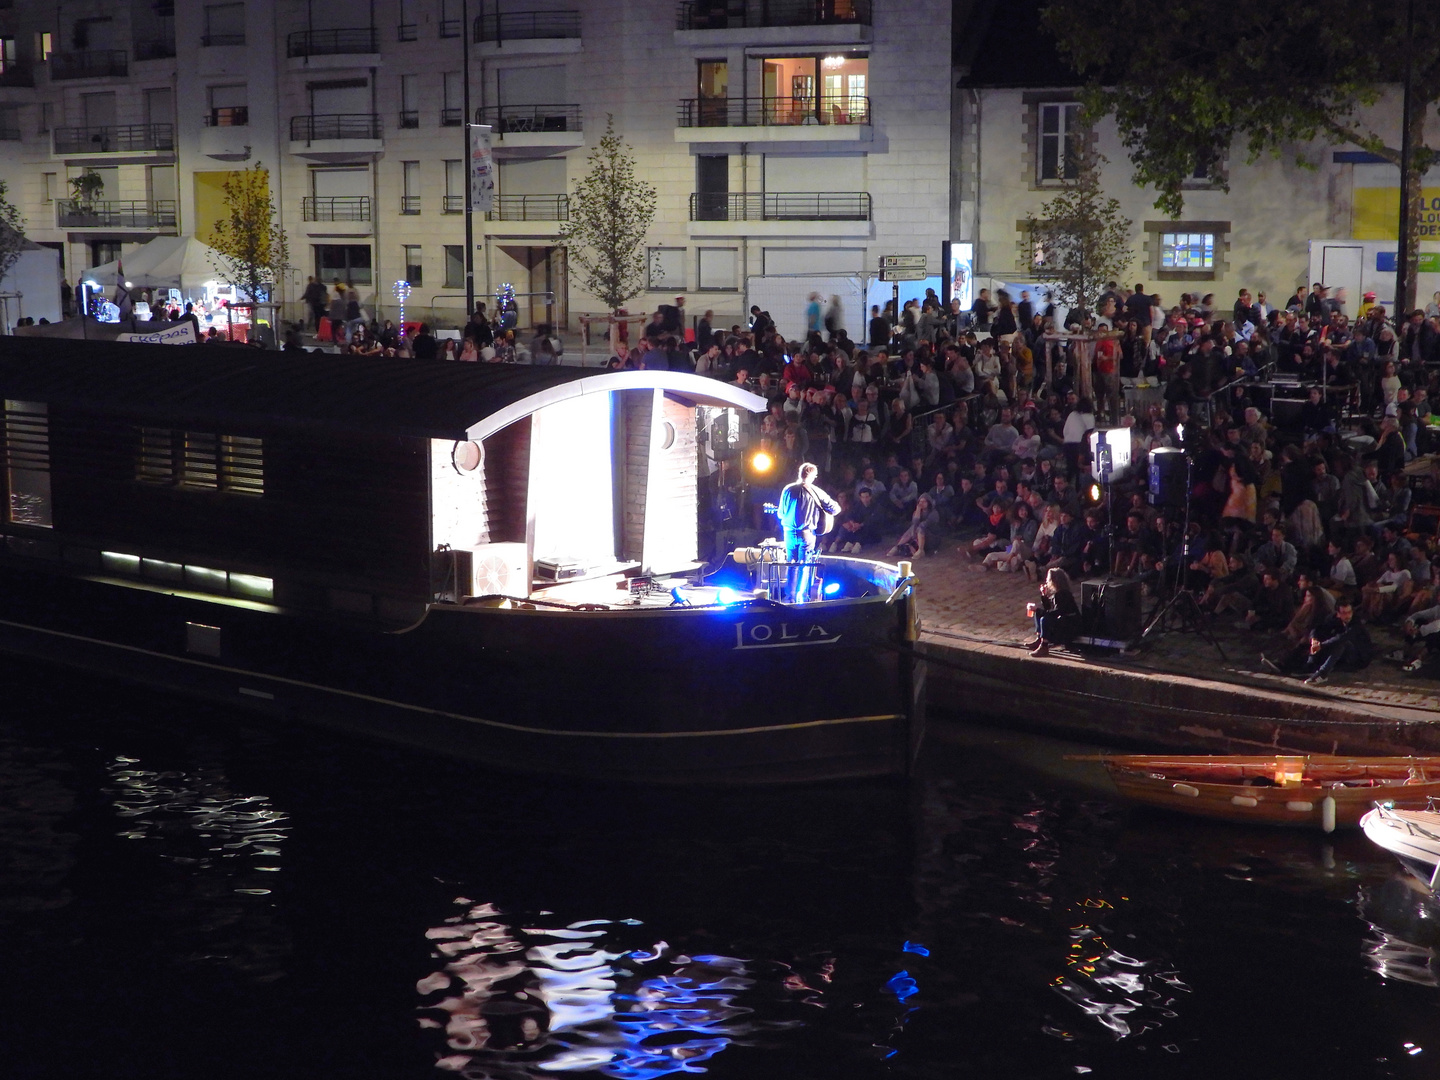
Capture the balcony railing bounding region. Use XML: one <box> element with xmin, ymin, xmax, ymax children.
<box><xmin>0</xmin><ymin>62</ymin><xmax>34</xmax><ymax>87</ymax></box>
<box><xmin>398</xmin><ymin>22</ymin><xmax>418</xmax><ymax>41</ymax></box>
<box><xmin>204</xmin><ymin>107</ymin><xmax>249</xmax><ymax>127</ymax></box>
<box><xmin>401</xmin><ymin>195</ymin><xmax>420</xmax><ymax>215</ymax></box>
<box><xmin>442</xmin><ymin>195</ymin><xmax>464</xmax><ymax>214</ymax></box>
<box><xmin>49</xmin><ymin>50</ymin><xmax>129</xmax><ymax>80</ymax></box>
<box><xmin>399</xmin><ymin>109</ymin><xmax>419</xmax><ymax>128</ymax></box>
<box><xmin>57</xmin><ymin>199</ymin><xmax>177</xmax><ymax>228</ymax></box>
<box><xmin>473</xmin><ymin>11</ymin><xmax>581</xmax><ymax>42</ymax></box>
<box><xmin>440</xmin><ymin>18</ymin><xmax>462</xmax><ymax>37</ymax></box>
<box><xmin>440</xmin><ymin>107</ymin><xmax>462</xmax><ymax>127</ymax></box>
<box><xmin>678</xmin><ymin>96</ymin><xmax>870</xmax><ymax>127</ymax></box>
<box><xmin>286</xmin><ymin>27</ymin><xmax>379</xmax><ymax>57</ymax></box>
<box><xmin>134</xmin><ymin>37</ymin><xmax>176</xmax><ymax>61</ymax></box>
<box><xmin>289</xmin><ymin>114</ymin><xmax>382</xmax><ymax>141</ymax></box>
<box><xmin>676</xmin><ymin>0</ymin><xmax>871</xmax><ymax>29</ymax></box>
<box><xmin>201</xmin><ymin>32</ymin><xmax>245</xmax><ymax>46</ymax></box>
<box><xmin>0</xmin><ymin>125</ymin><xmax>19</xmax><ymax>141</ymax></box>
<box><xmin>301</xmin><ymin>196</ymin><xmax>371</xmax><ymax>222</ymax></box>
<box><xmin>484</xmin><ymin>194</ymin><xmax>569</xmax><ymax>221</ymax></box>
<box><xmin>688</xmin><ymin>191</ymin><xmax>871</xmax><ymax>222</ymax></box>
<box><xmin>53</xmin><ymin>123</ymin><xmax>175</xmax><ymax>154</ymax></box>
<box><xmin>475</xmin><ymin>104</ymin><xmax>581</xmax><ymax>134</ymax></box>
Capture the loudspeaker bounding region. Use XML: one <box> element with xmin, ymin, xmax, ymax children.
<box><xmin>1082</xmin><ymin>578</ymin><xmax>1144</xmax><ymax>642</ymax></box>
<box><xmin>1148</xmin><ymin>447</ymin><xmax>1188</xmax><ymax>508</ymax></box>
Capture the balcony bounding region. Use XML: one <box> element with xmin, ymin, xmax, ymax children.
<box><xmin>443</xmin><ymin>195</ymin><xmax>464</xmax><ymax>214</ymax></box>
<box><xmin>440</xmin><ymin>107</ymin><xmax>462</xmax><ymax>127</ymax></box>
<box><xmin>475</xmin><ymin>104</ymin><xmax>584</xmax><ymax>153</ymax></box>
<box><xmin>201</xmin><ymin>33</ymin><xmax>245</xmax><ymax>46</ymax></box>
<box><xmin>49</xmin><ymin>50</ymin><xmax>129</xmax><ymax>80</ymax></box>
<box><xmin>57</xmin><ymin>199</ymin><xmax>177</xmax><ymax>230</ymax></box>
<box><xmin>398</xmin><ymin>22</ymin><xmax>418</xmax><ymax>41</ymax></box>
<box><xmin>676</xmin><ymin>95</ymin><xmax>870</xmax><ymax>143</ymax></box>
<box><xmin>688</xmin><ymin>191</ymin><xmax>871</xmax><ymax>236</ymax></box>
<box><xmin>440</xmin><ymin>18</ymin><xmax>462</xmax><ymax>37</ymax></box>
<box><xmin>399</xmin><ymin>109</ymin><xmax>419</xmax><ymax>128</ymax></box>
<box><xmin>286</xmin><ymin>27</ymin><xmax>381</xmax><ymax>69</ymax></box>
<box><xmin>677</xmin><ymin>0</ymin><xmax>871</xmax><ymax>28</ymax></box>
<box><xmin>134</xmin><ymin>37</ymin><xmax>176</xmax><ymax>61</ymax></box>
<box><xmin>400</xmin><ymin>196</ymin><xmax>420</xmax><ymax>215</ymax></box>
<box><xmin>472</xmin><ymin>11</ymin><xmax>581</xmax><ymax>54</ymax></box>
<box><xmin>302</xmin><ymin>196</ymin><xmax>371</xmax><ymax>221</ymax></box>
<box><xmin>0</xmin><ymin>62</ymin><xmax>33</xmax><ymax>88</ymax></box>
<box><xmin>289</xmin><ymin>113</ymin><xmax>384</xmax><ymax>159</ymax></box>
<box><xmin>0</xmin><ymin>124</ymin><xmax>18</xmax><ymax>141</ymax></box>
<box><xmin>484</xmin><ymin>194</ymin><xmax>569</xmax><ymax>221</ymax></box>
<box><xmin>53</xmin><ymin>123</ymin><xmax>175</xmax><ymax>157</ymax></box>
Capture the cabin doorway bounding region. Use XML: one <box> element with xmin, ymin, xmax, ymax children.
<box><xmin>491</xmin><ymin>244</ymin><xmax>566</xmax><ymax>332</ymax></box>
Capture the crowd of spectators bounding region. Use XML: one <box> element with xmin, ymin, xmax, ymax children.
<box><xmin>688</xmin><ymin>279</ymin><xmax>1440</xmax><ymax>686</ymax></box>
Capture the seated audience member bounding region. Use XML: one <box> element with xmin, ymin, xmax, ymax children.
<box><xmin>1236</xmin><ymin>568</ymin><xmax>1296</xmax><ymax>632</ymax></box>
<box><xmin>828</xmin><ymin>488</ymin><xmax>882</xmax><ymax>553</ymax></box>
<box><xmin>1025</xmin><ymin>567</ymin><xmax>1080</xmax><ymax>658</ymax></box>
<box><xmin>888</xmin><ymin>495</ymin><xmax>941</xmax><ymax>560</ymax></box>
<box><xmin>1360</xmin><ymin>550</ymin><xmax>1414</xmax><ymax>622</ymax></box>
<box><xmin>1268</xmin><ymin>601</ymin><xmax>1373</xmax><ymax>684</ymax></box>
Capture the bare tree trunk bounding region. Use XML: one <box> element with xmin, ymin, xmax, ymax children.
<box><xmin>1400</xmin><ymin>104</ymin><xmax>1427</xmax><ymax>315</ymax></box>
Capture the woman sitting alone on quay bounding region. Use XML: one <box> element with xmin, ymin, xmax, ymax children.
<box><xmin>1025</xmin><ymin>567</ymin><xmax>1080</xmax><ymax>658</ymax></box>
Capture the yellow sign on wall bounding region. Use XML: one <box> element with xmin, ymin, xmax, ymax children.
<box><xmin>1353</xmin><ymin>186</ymin><xmax>1440</xmax><ymax>240</ymax></box>
<box><xmin>192</xmin><ymin>170</ymin><xmax>263</xmax><ymax>245</ymax></box>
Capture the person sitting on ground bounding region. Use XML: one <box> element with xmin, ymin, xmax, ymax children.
<box><xmin>1025</xmin><ymin>567</ymin><xmax>1081</xmax><ymax>658</ymax></box>
<box><xmin>1237</xmin><ymin>568</ymin><xmax>1296</xmax><ymax>632</ymax></box>
<box><xmin>1399</xmin><ymin>602</ymin><xmax>1440</xmax><ymax>674</ymax></box>
<box><xmin>828</xmin><ymin>487</ymin><xmax>883</xmax><ymax>553</ymax></box>
<box><xmin>889</xmin><ymin>494</ymin><xmax>940</xmax><ymax>560</ymax></box>
<box><xmin>1360</xmin><ymin>550</ymin><xmax>1414</xmax><ymax>622</ymax></box>
<box><xmin>1202</xmin><ymin>554</ymin><xmax>1260</xmax><ymax>615</ymax></box>
<box><xmin>964</xmin><ymin>495</ymin><xmax>1012</xmax><ymax>561</ymax></box>
<box><xmin>1276</xmin><ymin>572</ymin><xmax>1336</xmax><ymax>650</ymax></box>
<box><xmin>1252</xmin><ymin>524</ymin><xmax>1298</xmax><ymax>579</ymax></box>
<box><xmin>887</xmin><ymin>467</ymin><xmax>919</xmax><ymax>522</ymax></box>
<box><xmin>1044</xmin><ymin>507</ymin><xmax>1087</xmax><ymax>576</ymax></box>
<box><xmin>1280</xmin><ymin>600</ymin><xmax>1373</xmax><ymax>684</ymax></box>
<box><xmin>978</xmin><ymin>500</ymin><xmax>1038</xmax><ymax>573</ymax></box>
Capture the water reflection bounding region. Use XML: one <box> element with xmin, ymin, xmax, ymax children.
<box><xmin>0</xmin><ymin>723</ymin><xmax>78</xmax><ymax>920</ymax></box>
<box><xmin>105</xmin><ymin>752</ymin><xmax>291</xmax><ymax>978</ymax></box>
<box><xmin>1361</xmin><ymin>874</ymin><xmax>1440</xmax><ymax>987</ymax></box>
<box><xmin>416</xmin><ymin>897</ymin><xmax>818</xmax><ymax>1077</ymax></box>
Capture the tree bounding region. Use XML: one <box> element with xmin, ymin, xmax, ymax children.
<box><xmin>1024</xmin><ymin>150</ymin><xmax>1133</xmax><ymax>316</ymax></box>
<box><xmin>0</xmin><ymin>180</ymin><xmax>26</xmax><ymax>286</ymax></box>
<box><xmin>208</xmin><ymin>162</ymin><xmax>290</xmax><ymax>305</ymax></box>
<box><xmin>560</xmin><ymin>116</ymin><xmax>657</xmax><ymax>312</ymax></box>
<box><xmin>1041</xmin><ymin>0</ymin><xmax>1436</xmax><ymax>309</ymax></box>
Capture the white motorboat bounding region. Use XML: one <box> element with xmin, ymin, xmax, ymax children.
<box><xmin>1361</xmin><ymin>805</ymin><xmax>1440</xmax><ymax>885</ymax></box>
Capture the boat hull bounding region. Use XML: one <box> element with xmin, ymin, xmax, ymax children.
<box><xmin>0</xmin><ymin>563</ymin><xmax>923</xmax><ymax>784</ymax></box>
<box><xmin>1362</xmin><ymin>808</ymin><xmax>1440</xmax><ymax>876</ymax></box>
<box><xmin>1101</xmin><ymin>755</ymin><xmax>1440</xmax><ymax>829</ymax></box>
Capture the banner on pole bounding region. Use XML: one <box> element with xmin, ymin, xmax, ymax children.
<box><xmin>468</xmin><ymin>124</ymin><xmax>494</xmax><ymax>213</ymax></box>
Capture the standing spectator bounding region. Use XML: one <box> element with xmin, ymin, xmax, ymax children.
<box><xmin>302</xmin><ymin>276</ymin><xmax>329</xmax><ymax>331</ymax></box>
<box><xmin>327</xmin><ymin>284</ymin><xmax>347</xmax><ymax>345</ymax></box>
<box><xmin>60</xmin><ymin>278</ymin><xmax>73</xmax><ymax>318</ymax></box>
<box><xmin>696</xmin><ymin>309</ymin><xmax>714</xmax><ymax>352</ymax></box>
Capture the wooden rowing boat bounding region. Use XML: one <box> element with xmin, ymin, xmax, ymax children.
<box><xmin>1070</xmin><ymin>755</ymin><xmax>1440</xmax><ymax>832</ymax></box>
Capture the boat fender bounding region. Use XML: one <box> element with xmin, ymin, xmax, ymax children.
<box><xmin>1230</xmin><ymin>795</ymin><xmax>1259</xmax><ymax>808</ymax></box>
<box><xmin>1285</xmin><ymin>800</ymin><xmax>1315</xmax><ymax>813</ymax></box>
<box><xmin>1321</xmin><ymin>795</ymin><xmax>1337</xmax><ymax>834</ymax></box>
<box><xmin>1172</xmin><ymin>783</ymin><xmax>1201</xmax><ymax>797</ymax></box>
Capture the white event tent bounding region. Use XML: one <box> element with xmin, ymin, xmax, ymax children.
<box><xmin>81</xmin><ymin>235</ymin><xmax>228</xmax><ymax>293</ymax></box>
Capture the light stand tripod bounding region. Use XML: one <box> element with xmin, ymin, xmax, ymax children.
<box><xmin>1136</xmin><ymin>450</ymin><xmax>1227</xmax><ymax>660</ymax></box>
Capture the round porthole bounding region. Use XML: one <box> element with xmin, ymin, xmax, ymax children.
<box><xmin>659</xmin><ymin>421</ymin><xmax>676</xmax><ymax>450</ymax></box>
<box><xmin>452</xmin><ymin>441</ymin><xmax>482</xmax><ymax>472</ymax></box>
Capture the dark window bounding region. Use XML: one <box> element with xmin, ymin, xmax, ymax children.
<box><xmin>444</xmin><ymin>245</ymin><xmax>464</xmax><ymax>288</ymax></box>
<box><xmin>314</xmin><ymin>244</ymin><xmax>372</xmax><ymax>286</ymax></box>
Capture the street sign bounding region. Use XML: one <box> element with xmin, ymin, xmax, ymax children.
<box><xmin>880</xmin><ymin>268</ymin><xmax>928</xmax><ymax>281</ymax></box>
<box><xmin>879</xmin><ymin>255</ymin><xmax>927</xmax><ymax>270</ymax></box>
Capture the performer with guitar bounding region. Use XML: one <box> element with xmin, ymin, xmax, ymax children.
<box><xmin>777</xmin><ymin>463</ymin><xmax>840</xmax><ymax>601</ymax></box>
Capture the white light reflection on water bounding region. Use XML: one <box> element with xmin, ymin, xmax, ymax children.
<box><xmin>416</xmin><ymin>897</ymin><xmax>812</xmax><ymax>1078</ymax></box>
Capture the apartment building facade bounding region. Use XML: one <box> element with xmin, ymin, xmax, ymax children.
<box><xmin>0</xmin><ymin>0</ymin><xmax>953</xmax><ymax>334</ymax></box>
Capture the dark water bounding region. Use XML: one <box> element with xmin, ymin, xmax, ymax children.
<box><xmin>2</xmin><ymin>663</ymin><xmax>1438</xmax><ymax>1080</ymax></box>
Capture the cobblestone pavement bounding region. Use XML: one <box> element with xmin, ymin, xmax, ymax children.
<box><xmin>894</xmin><ymin>537</ymin><xmax>1440</xmax><ymax>720</ymax></box>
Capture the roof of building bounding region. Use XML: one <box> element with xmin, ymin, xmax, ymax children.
<box><xmin>0</xmin><ymin>338</ymin><xmax>766</xmax><ymax>441</ymax></box>
<box><xmin>956</xmin><ymin>0</ymin><xmax>1081</xmax><ymax>88</ymax></box>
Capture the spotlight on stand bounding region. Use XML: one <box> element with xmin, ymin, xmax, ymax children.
<box><xmin>1087</xmin><ymin>427</ymin><xmax>1132</xmax><ymax>483</ymax></box>
<box><xmin>751</xmin><ymin>450</ymin><xmax>773</xmax><ymax>474</ymax></box>
<box><xmin>1086</xmin><ymin>480</ymin><xmax>1103</xmax><ymax>506</ymax></box>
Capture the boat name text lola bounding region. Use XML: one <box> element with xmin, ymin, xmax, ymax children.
<box><xmin>733</xmin><ymin>621</ymin><xmax>842</xmax><ymax>649</ymax></box>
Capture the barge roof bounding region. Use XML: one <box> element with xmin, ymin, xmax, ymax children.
<box><xmin>0</xmin><ymin>337</ymin><xmax>765</xmax><ymax>440</ymax></box>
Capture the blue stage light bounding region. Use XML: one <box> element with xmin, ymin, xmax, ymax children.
<box><xmin>715</xmin><ymin>587</ymin><xmax>739</xmax><ymax>605</ymax></box>
<box><xmin>824</xmin><ymin>581</ymin><xmax>841</xmax><ymax>596</ymax></box>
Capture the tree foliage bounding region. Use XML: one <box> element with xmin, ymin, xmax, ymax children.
<box><xmin>560</xmin><ymin>117</ymin><xmax>657</xmax><ymax>312</ymax></box>
<box><xmin>1024</xmin><ymin>151</ymin><xmax>1133</xmax><ymax>314</ymax></box>
<box><xmin>209</xmin><ymin>162</ymin><xmax>290</xmax><ymax>304</ymax></box>
<box><xmin>0</xmin><ymin>180</ymin><xmax>26</xmax><ymax>286</ymax></box>
<box><xmin>1041</xmin><ymin>0</ymin><xmax>1436</xmax><ymax>307</ymax></box>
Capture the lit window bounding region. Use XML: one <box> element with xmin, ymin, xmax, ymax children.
<box><xmin>136</xmin><ymin>427</ymin><xmax>263</xmax><ymax>495</ymax></box>
<box><xmin>1160</xmin><ymin>232</ymin><xmax>1215</xmax><ymax>270</ymax></box>
<box><xmin>1038</xmin><ymin>102</ymin><xmax>1081</xmax><ymax>182</ymax></box>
